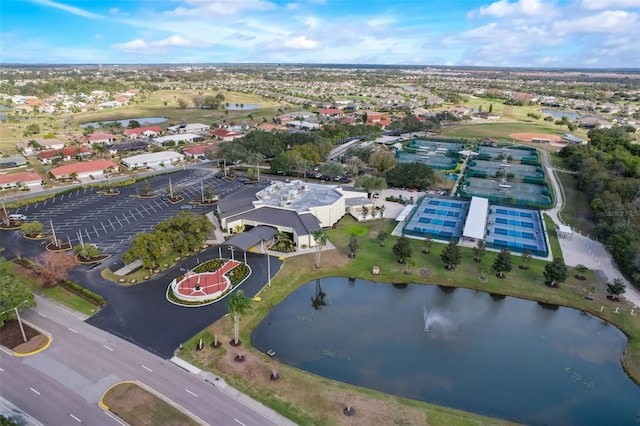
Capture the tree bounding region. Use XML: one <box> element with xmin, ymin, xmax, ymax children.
<box><xmin>368</xmin><ymin>149</ymin><xmax>396</xmax><ymax>173</ymax></box>
<box><xmin>123</xmin><ymin>232</ymin><xmax>170</xmax><ymax>269</ymax></box>
<box><xmin>422</xmin><ymin>234</ymin><xmax>433</xmax><ymax>254</ymax></box>
<box><xmin>544</xmin><ymin>257</ymin><xmax>568</xmax><ymax>287</ymax></box>
<box><xmin>143</xmin><ymin>180</ymin><xmax>152</xmax><ymax>196</ymax></box>
<box><xmin>384</xmin><ymin>162</ymin><xmax>437</xmax><ymax>189</ymax></box>
<box><xmin>355</xmin><ymin>175</ymin><xmax>387</xmax><ymax>196</ymax></box>
<box><xmin>128</xmin><ymin>120</ymin><xmax>141</xmax><ymax>129</ymax></box>
<box><xmin>392</xmin><ymin>235</ymin><xmax>413</xmax><ymax>264</ymax></box>
<box><xmin>20</xmin><ymin>221</ymin><xmax>43</xmax><ymax>237</ymax></box>
<box><xmin>92</xmin><ymin>142</ymin><xmax>108</xmax><ymax>159</ymax></box>
<box><xmin>226</xmin><ymin>290</ymin><xmax>252</xmax><ymax>345</ymax></box>
<box><xmin>521</xmin><ymin>249</ymin><xmax>532</xmax><ymax>269</ymax></box>
<box><xmin>318</xmin><ymin>161</ymin><xmax>344</xmax><ymax>179</ymax></box>
<box><xmin>0</xmin><ymin>273</ymin><xmax>36</xmax><ymax>327</ymax></box>
<box><xmin>347</xmin><ymin>233</ymin><xmax>360</xmax><ymax>258</ymax></box>
<box><xmin>493</xmin><ymin>248</ymin><xmax>512</xmax><ymax>278</ymax></box>
<box><xmin>574</xmin><ymin>264</ymin><xmax>588</xmax><ymax>280</ymax></box>
<box><xmin>377</xmin><ymin>231</ymin><xmax>388</xmax><ymax>247</ymax></box>
<box><xmin>473</xmin><ymin>240</ymin><xmax>486</xmax><ymax>262</ymax></box>
<box><xmin>177</xmin><ymin>98</ymin><xmax>188</xmax><ymax>109</ymax></box>
<box><xmin>311</xmin><ymin>229</ymin><xmax>327</xmax><ymax>268</ymax></box>
<box><xmin>74</xmin><ymin>243</ymin><xmax>100</xmax><ymax>260</ymax></box>
<box><xmin>35</xmin><ymin>252</ymin><xmax>77</xmax><ymax>287</ymax></box>
<box><xmin>361</xmin><ymin>205</ymin><xmax>369</xmax><ymax>220</ymax></box>
<box><xmin>606</xmin><ymin>278</ymin><xmax>626</xmax><ymax>300</ymax></box>
<box><xmin>203</xmin><ymin>186</ymin><xmax>215</xmax><ymax>202</ymax></box>
<box><xmin>440</xmin><ymin>239</ymin><xmax>461</xmax><ymax>270</ymax></box>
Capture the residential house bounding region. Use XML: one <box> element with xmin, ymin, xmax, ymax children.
<box><xmin>106</xmin><ymin>140</ymin><xmax>149</xmax><ymax>155</ymax></box>
<box><xmin>86</xmin><ymin>132</ymin><xmax>119</xmax><ymax>145</ymax></box>
<box><xmin>318</xmin><ymin>108</ymin><xmax>344</xmax><ymax>118</ymax></box>
<box><xmin>0</xmin><ymin>155</ymin><xmax>28</xmax><ymax>169</ymax></box>
<box><xmin>16</xmin><ymin>139</ymin><xmax>65</xmax><ymax>156</ymax></box>
<box><xmin>167</xmin><ymin>123</ymin><xmax>210</xmax><ymax>134</ymax></box>
<box><xmin>0</xmin><ymin>172</ymin><xmax>42</xmax><ymax>189</ymax></box>
<box><xmin>152</xmin><ymin>133</ymin><xmax>204</xmax><ymax>146</ymax></box>
<box><xmin>124</xmin><ymin>126</ymin><xmax>161</xmax><ymax>139</ymax></box>
<box><xmin>38</xmin><ymin>147</ymin><xmax>92</xmax><ymax>164</ymax></box>
<box><xmin>183</xmin><ymin>145</ymin><xmax>215</xmax><ymax>159</ymax></box>
<box><xmin>257</xmin><ymin>123</ymin><xmax>286</xmax><ymax>132</ymax></box>
<box><xmin>49</xmin><ymin>159</ymin><xmax>119</xmax><ymax>180</ymax></box>
<box><xmin>210</xmin><ymin>129</ymin><xmax>243</xmax><ymax>141</ymax></box>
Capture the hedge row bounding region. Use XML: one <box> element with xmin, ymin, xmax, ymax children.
<box><xmin>60</xmin><ymin>279</ymin><xmax>106</xmax><ymax>307</ymax></box>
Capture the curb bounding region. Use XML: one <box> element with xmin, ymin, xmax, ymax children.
<box><xmin>11</xmin><ymin>318</ymin><xmax>53</xmax><ymax>357</ymax></box>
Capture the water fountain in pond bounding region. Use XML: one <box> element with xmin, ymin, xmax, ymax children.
<box><xmin>423</xmin><ymin>306</ymin><xmax>451</xmax><ymax>332</ymax></box>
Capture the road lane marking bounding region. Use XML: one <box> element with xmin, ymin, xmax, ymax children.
<box><xmin>68</xmin><ymin>328</ymin><xmax>78</xmax><ymax>333</ymax></box>
<box><xmin>103</xmin><ymin>345</ymin><xmax>114</xmax><ymax>351</ymax></box>
<box><xmin>69</xmin><ymin>413</ymin><xmax>82</xmax><ymax>422</ymax></box>
<box><xmin>234</xmin><ymin>419</ymin><xmax>247</xmax><ymax>426</ymax></box>
<box><xmin>141</xmin><ymin>365</ymin><xmax>153</xmax><ymax>372</ymax></box>
<box><xmin>30</xmin><ymin>388</ymin><xmax>40</xmax><ymax>395</ymax></box>
<box><xmin>37</xmin><ymin>312</ymin><xmax>46</xmax><ymax>317</ymax></box>
<box><xmin>184</xmin><ymin>389</ymin><xmax>198</xmax><ymax>397</ymax></box>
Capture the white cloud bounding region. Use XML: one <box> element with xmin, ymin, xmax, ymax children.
<box><xmin>303</xmin><ymin>16</ymin><xmax>320</xmax><ymax>28</ymax></box>
<box><xmin>552</xmin><ymin>10</ymin><xmax>638</xmax><ymax>35</ymax></box>
<box><xmin>286</xmin><ymin>2</ymin><xmax>299</xmax><ymax>10</ymax></box>
<box><xmin>151</xmin><ymin>35</ymin><xmax>192</xmax><ymax>47</ymax></box>
<box><xmin>473</xmin><ymin>0</ymin><xmax>549</xmax><ymax>18</ymax></box>
<box><xmin>168</xmin><ymin>0</ymin><xmax>277</xmax><ymax>17</ymax></box>
<box><xmin>32</xmin><ymin>0</ymin><xmax>102</xmax><ymax>19</ymax></box>
<box><xmin>113</xmin><ymin>39</ymin><xmax>148</xmax><ymax>52</ymax></box>
<box><xmin>282</xmin><ymin>35</ymin><xmax>318</xmax><ymax>49</ymax></box>
<box><xmin>580</xmin><ymin>0</ymin><xmax>640</xmax><ymax>10</ymax></box>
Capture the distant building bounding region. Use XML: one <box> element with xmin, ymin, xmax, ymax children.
<box><xmin>560</xmin><ymin>134</ymin><xmax>586</xmax><ymax>144</ymax></box>
<box><xmin>17</xmin><ymin>139</ymin><xmax>65</xmax><ymax>156</ymax></box>
<box><xmin>124</xmin><ymin>126</ymin><xmax>161</xmax><ymax>139</ymax></box>
<box><xmin>152</xmin><ymin>133</ymin><xmax>204</xmax><ymax>146</ymax></box>
<box><xmin>38</xmin><ymin>147</ymin><xmax>92</xmax><ymax>164</ymax></box>
<box><xmin>167</xmin><ymin>123</ymin><xmax>210</xmax><ymax>134</ymax></box>
<box><xmin>210</xmin><ymin>128</ymin><xmax>243</xmax><ymax>141</ymax></box>
<box><xmin>0</xmin><ymin>155</ymin><xmax>28</xmax><ymax>169</ymax></box>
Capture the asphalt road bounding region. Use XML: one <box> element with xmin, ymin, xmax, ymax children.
<box><xmin>0</xmin><ymin>295</ymin><xmax>292</xmax><ymax>426</ymax></box>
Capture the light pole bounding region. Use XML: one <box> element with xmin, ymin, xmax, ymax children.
<box><xmin>261</xmin><ymin>240</ymin><xmax>271</xmax><ymax>287</ymax></box>
<box><xmin>1</xmin><ymin>300</ymin><xmax>31</xmax><ymax>343</ymax></box>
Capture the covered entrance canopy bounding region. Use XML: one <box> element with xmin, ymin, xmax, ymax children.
<box><xmin>223</xmin><ymin>225</ymin><xmax>277</xmax><ymax>252</ymax></box>
<box><xmin>557</xmin><ymin>224</ymin><xmax>573</xmax><ymax>240</ymax></box>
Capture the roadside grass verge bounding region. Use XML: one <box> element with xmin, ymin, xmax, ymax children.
<box><xmin>556</xmin><ymin>171</ymin><xmax>596</xmax><ymax>236</ymax></box>
<box><xmin>101</xmin><ymin>382</ymin><xmax>200</xmax><ymax>426</ymax></box>
<box><xmin>1</xmin><ymin>259</ymin><xmax>98</xmax><ymax>316</ymax></box>
<box><xmin>180</xmin><ymin>216</ymin><xmax>640</xmax><ymax>426</ymax></box>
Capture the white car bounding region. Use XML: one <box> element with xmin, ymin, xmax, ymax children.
<box><xmin>8</xmin><ymin>214</ymin><xmax>27</xmax><ymax>221</ymax></box>
<box><xmin>372</xmin><ymin>192</ymin><xmax>381</xmax><ymax>199</ymax></box>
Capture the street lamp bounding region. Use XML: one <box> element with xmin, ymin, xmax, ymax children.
<box><xmin>0</xmin><ymin>300</ymin><xmax>31</xmax><ymax>343</ymax></box>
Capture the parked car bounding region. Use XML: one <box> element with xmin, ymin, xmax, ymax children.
<box><xmin>179</xmin><ymin>205</ymin><xmax>194</xmax><ymax>211</ymax></box>
<box><xmin>8</xmin><ymin>214</ymin><xmax>27</xmax><ymax>221</ymax></box>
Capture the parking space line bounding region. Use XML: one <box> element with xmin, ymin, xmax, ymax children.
<box><xmin>115</xmin><ymin>216</ymin><xmax>123</xmax><ymax>227</ymax></box>
<box><xmin>102</xmin><ymin>223</ymin><xmax>108</xmax><ymax>234</ymax></box>
<box><xmin>85</xmin><ymin>229</ymin><xmax>92</xmax><ymax>241</ymax></box>
<box><xmin>108</xmin><ymin>219</ymin><xmax>116</xmax><ymax>230</ymax></box>
<box><xmin>148</xmin><ymin>203</ymin><xmax>157</xmax><ymax>213</ymax></box>
<box><xmin>122</xmin><ymin>214</ymin><xmax>130</xmax><ymax>224</ymax></box>
<box><xmin>129</xmin><ymin>211</ymin><xmax>138</xmax><ymax>221</ymax></box>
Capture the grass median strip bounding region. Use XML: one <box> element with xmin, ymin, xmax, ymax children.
<box><xmin>101</xmin><ymin>382</ymin><xmax>200</xmax><ymax>426</ymax></box>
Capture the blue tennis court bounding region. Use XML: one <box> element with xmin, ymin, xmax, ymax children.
<box><xmin>404</xmin><ymin>196</ymin><xmax>470</xmax><ymax>241</ymax></box>
<box><xmin>486</xmin><ymin>205</ymin><xmax>548</xmax><ymax>256</ymax></box>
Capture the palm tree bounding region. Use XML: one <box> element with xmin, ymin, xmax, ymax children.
<box><xmin>311</xmin><ymin>229</ymin><xmax>327</xmax><ymax>268</ymax></box>
<box><xmin>226</xmin><ymin>290</ymin><xmax>252</xmax><ymax>345</ymax></box>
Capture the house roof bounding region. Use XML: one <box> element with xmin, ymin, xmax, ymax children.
<box><xmin>18</xmin><ymin>139</ymin><xmax>65</xmax><ymax>149</ymax></box>
<box><xmin>124</xmin><ymin>126</ymin><xmax>161</xmax><ymax>136</ymax></box>
<box><xmin>38</xmin><ymin>147</ymin><xmax>90</xmax><ymax>159</ymax></box>
<box><xmin>0</xmin><ymin>172</ymin><xmax>41</xmax><ymax>185</ymax></box>
<box><xmin>49</xmin><ymin>160</ymin><xmax>118</xmax><ymax>178</ymax></box>
<box><xmin>462</xmin><ymin>196</ymin><xmax>489</xmax><ymax>240</ymax></box>
<box><xmin>319</xmin><ymin>108</ymin><xmax>342</xmax><ymax>115</ymax></box>
<box><xmin>210</xmin><ymin>128</ymin><xmax>243</xmax><ymax>138</ymax></box>
<box><xmin>88</xmin><ymin>132</ymin><xmax>118</xmax><ymax>141</ymax></box>
<box><xmin>122</xmin><ymin>151</ymin><xmax>184</xmax><ymax>165</ymax></box>
<box><xmin>184</xmin><ymin>145</ymin><xmax>214</xmax><ymax>155</ymax></box>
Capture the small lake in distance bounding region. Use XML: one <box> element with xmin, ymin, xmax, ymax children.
<box><xmin>79</xmin><ymin>116</ymin><xmax>167</xmax><ymax>128</ymax></box>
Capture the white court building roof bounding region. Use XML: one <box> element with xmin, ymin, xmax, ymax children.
<box><xmin>463</xmin><ymin>196</ymin><xmax>489</xmax><ymax>240</ymax></box>
<box><xmin>121</xmin><ymin>151</ymin><xmax>184</xmax><ymax>168</ymax></box>
<box><xmin>396</xmin><ymin>204</ymin><xmax>415</xmax><ymax>222</ymax></box>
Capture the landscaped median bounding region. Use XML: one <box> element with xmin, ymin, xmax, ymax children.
<box><xmin>178</xmin><ymin>216</ymin><xmax>640</xmax><ymax>426</ymax></box>
<box><xmin>99</xmin><ymin>381</ymin><xmax>201</xmax><ymax>426</ymax></box>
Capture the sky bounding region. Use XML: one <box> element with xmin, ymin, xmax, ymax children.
<box><xmin>1</xmin><ymin>0</ymin><xmax>639</xmax><ymax>68</ymax></box>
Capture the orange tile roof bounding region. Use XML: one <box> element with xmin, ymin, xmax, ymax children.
<box><xmin>49</xmin><ymin>160</ymin><xmax>118</xmax><ymax>178</ymax></box>
<box><xmin>0</xmin><ymin>172</ymin><xmax>41</xmax><ymax>185</ymax></box>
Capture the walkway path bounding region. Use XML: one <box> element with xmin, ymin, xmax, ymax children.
<box><xmin>540</xmin><ymin>149</ymin><xmax>640</xmax><ymax>307</ymax></box>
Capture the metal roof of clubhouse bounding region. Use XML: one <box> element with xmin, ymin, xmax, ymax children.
<box><xmin>253</xmin><ymin>180</ymin><xmax>342</xmax><ymax>212</ymax></box>
<box><xmin>462</xmin><ymin>196</ymin><xmax>489</xmax><ymax>240</ymax></box>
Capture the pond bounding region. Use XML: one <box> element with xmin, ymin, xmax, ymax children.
<box><xmin>79</xmin><ymin>116</ymin><xmax>167</xmax><ymax>128</ymax></box>
<box><xmin>541</xmin><ymin>109</ymin><xmax>581</xmax><ymax>120</ymax></box>
<box><xmin>252</xmin><ymin>278</ymin><xmax>640</xmax><ymax>425</ymax></box>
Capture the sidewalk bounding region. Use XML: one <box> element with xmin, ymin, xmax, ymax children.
<box><xmin>540</xmin><ymin>150</ymin><xmax>640</xmax><ymax>307</ymax></box>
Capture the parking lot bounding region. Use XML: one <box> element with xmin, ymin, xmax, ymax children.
<box><xmin>13</xmin><ymin>168</ymin><xmax>247</xmax><ymax>255</ymax></box>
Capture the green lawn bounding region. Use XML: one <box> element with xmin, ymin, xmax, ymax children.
<box><xmin>441</xmin><ymin>122</ymin><xmax>566</xmax><ymax>141</ymax></box>
<box><xmin>0</xmin><ymin>259</ymin><xmax>99</xmax><ymax>317</ymax></box>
